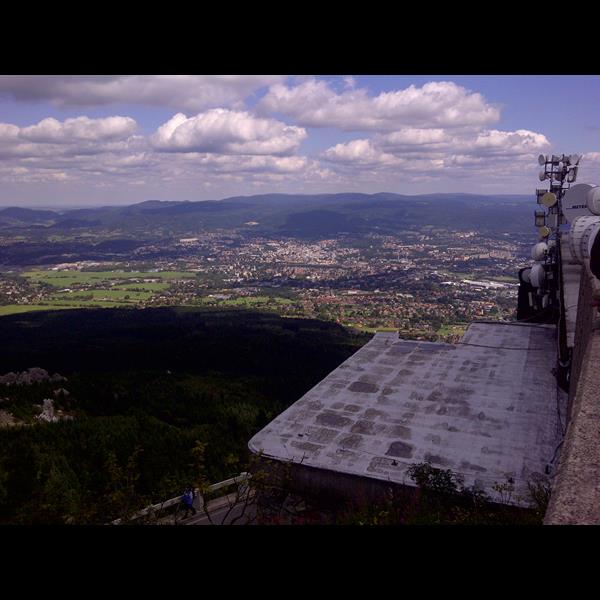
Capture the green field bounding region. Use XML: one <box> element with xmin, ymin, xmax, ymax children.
<box><xmin>352</xmin><ymin>325</ymin><xmax>400</xmax><ymax>333</ymax></box>
<box><xmin>0</xmin><ymin>304</ymin><xmax>80</xmax><ymax>316</ymax></box>
<box><xmin>2</xmin><ymin>269</ymin><xmax>301</xmax><ymax>317</ymax></box>
<box><xmin>110</xmin><ymin>282</ymin><xmax>170</xmax><ymax>292</ymax></box>
<box><xmin>0</xmin><ymin>270</ymin><xmax>198</xmax><ymax>316</ymax></box>
<box><xmin>49</xmin><ymin>289</ymin><xmax>153</xmax><ymax>302</ymax></box>
<box><xmin>436</xmin><ymin>324</ymin><xmax>468</xmax><ymax>338</ymax></box>
<box><xmin>22</xmin><ymin>270</ymin><xmax>196</xmax><ymax>288</ymax></box>
<box><xmin>195</xmin><ymin>295</ymin><xmax>294</xmax><ymax>308</ymax></box>
<box><xmin>221</xmin><ymin>296</ymin><xmax>293</xmax><ymax>307</ymax></box>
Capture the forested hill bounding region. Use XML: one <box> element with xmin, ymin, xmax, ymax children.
<box><xmin>0</xmin><ymin>307</ymin><xmax>367</xmax><ymax>524</ymax></box>
<box><xmin>0</xmin><ymin>192</ymin><xmax>533</xmax><ymax>237</ymax></box>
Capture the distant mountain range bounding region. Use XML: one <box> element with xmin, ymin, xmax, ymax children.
<box><xmin>0</xmin><ymin>192</ymin><xmax>534</xmax><ymax>237</ymax></box>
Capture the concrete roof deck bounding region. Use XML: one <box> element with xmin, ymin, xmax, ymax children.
<box><xmin>249</xmin><ymin>322</ymin><xmax>566</xmax><ymax>506</ymax></box>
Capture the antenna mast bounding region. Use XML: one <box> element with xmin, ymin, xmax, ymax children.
<box><xmin>528</xmin><ymin>154</ymin><xmax>581</xmax><ymax>315</ymax></box>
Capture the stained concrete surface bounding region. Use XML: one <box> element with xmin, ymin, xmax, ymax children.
<box><xmin>249</xmin><ymin>322</ymin><xmax>566</xmax><ymax>506</ymax></box>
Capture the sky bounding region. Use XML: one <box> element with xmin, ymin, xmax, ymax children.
<box><xmin>1</xmin><ymin>75</ymin><xmax>599</xmax><ymax>207</ymax></box>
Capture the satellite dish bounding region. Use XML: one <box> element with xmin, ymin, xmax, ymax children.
<box><xmin>541</xmin><ymin>192</ymin><xmax>557</xmax><ymax>207</ymax></box>
<box><xmin>538</xmin><ymin>154</ymin><xmax>546</xmax><ymax>166</ymax></box>
<box><xmin>538</xmin><ymin>226</ymin><xmax>551</xmax><ymax>239</ymax></box>
<box><xmin>569</xmin><ymin>154</ymin><xmax>581</xmax><ymax>165</ymax></box>
<box><xmin>538</xmin><ymin>169</ymin><xmax>547</xmax><ymax>182</ymax></box>
<box><xmin>568</xmin><ymin>215</ymin><xmax>600</xmax><ymax>264</ymax></box>
<box><xmin>531</xmin><ymin>242</ymin><xmax>548</xmax><ymax>261</ymax></box>
<box><xmin>521</xmin><ymin>268</ymin><xmax>531</xmax><ymax>284</ymax></box>
<box><xmin>530</xmin><ymin>263</ymin><xmax>546</xmax><ymax>288</ymax></box>
<box><xmin>563</xmin><ymin>183</ymin><xmax>596</xmax><ymax>223</ymax></box>
<box><xmin>588</xmin><ymin>186</ymin><xmax>600</xmax><ymax>215</ymax></box>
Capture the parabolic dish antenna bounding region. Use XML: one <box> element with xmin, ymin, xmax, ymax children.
<box><xmin>538</xmin><ymin>226</ymin><xmax>551</xmax><ymax>239</ymax></box>
<box><xmin>530</xmin><ymin>263</ymin><xmax>546</xmax><ymax>288</ymax></box>
<box><xmin>568</xmin><ymin>215</ymin><xmax>600</xmax><ymax>264</ymax></box>
<box><xmin>567</xmin><ymin>165</ymin><xmax>579</xmax><ymax>183</ymax></box>
<box><xmin>562</xmin><ymin>183</ymin><xmax>596</xmax><ymax>223</ymax></box>
<box><xmin>531</xmin><ymin>242</ymin><xmax>548</xmax><ymax>261</ymax></box>
<box><xmin>538</xmin><ymin>154</ymin><xmax>546</xmax><ymax>166</ymax></box>
<box><xmin>540</xmin><ymin>192</ymin><xmax>557</xmax><ymax>208</ymax></box>
<box><xmin>539</xmin><ymin>169</ymin><xmax>547</xmax><ymax>182</ymax></box>
<box><xmin>521</xmin><ymin>268</ymin><xmax>531</xmax><ymax>284</ymax></box>
<box><xmin>588</xmin><ymin>186</ymin><xmax>600</xmax><ymax>215</ymax></box>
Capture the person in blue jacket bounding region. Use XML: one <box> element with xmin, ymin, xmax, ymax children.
<box><xmin>180</xmin><ymin>486</ymin><xmax>197</xmax><ymax>518</ymax></box>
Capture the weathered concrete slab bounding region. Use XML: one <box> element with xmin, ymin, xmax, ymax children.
<box><xmin>249</xmin><ymin>322</ymin><xmax>565</xmax><ymax>506</ymax></box>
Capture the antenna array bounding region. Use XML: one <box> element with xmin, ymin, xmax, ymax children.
<box><xmin>522</xmin><ymin>154</ymin><xmax>582</xmax><ymax>312</ymax></box>
<box><xmin>524</xmin><ymin>153</ymin><xmax>600</xmax><ymax>310</ymax></box>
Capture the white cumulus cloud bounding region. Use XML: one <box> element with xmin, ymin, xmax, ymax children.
<box><xmin>152</xmin><ymin>109</ymin><xmax>306</xmax><ymax>155</ymax></box>
<box><xmin>323</xmin><ymin>139</ymin><xmax>400</xmax><ymax>167</ymax></box>
<box><xmin>259</xmin><ymin>79</ymin><xmax>500</xmax><ymax>131</ymax></box>
<box><xmin>19</xmin><ymin>116</ymin><xmax>137</xmax><ymax>143</ymax></box>
<box><xmin>0</xmin><ymin>115</ymin><xmax>141</xmax><ymax>161</ymax></box>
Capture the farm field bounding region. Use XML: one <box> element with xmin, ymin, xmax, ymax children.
<box><xmin>22</xmin><ymin>270</ymin><xmax>197</xmax><ymax>287</ymax></box>
<box><xmin>0</xmin><ymin>304</ymin><xmax>80</xmax><ymax>316</ymax></box>
<box><xmin>1</xmin><ymin>269</ymin><xmax>299</xmax><ymax>317</ymax></box>
<box><xmin>0</xmin><ymin>270</ymin><xmax>201</xmax><ymax>316</ymax></box>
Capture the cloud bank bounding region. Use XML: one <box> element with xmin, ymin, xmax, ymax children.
<box><xmin>0</xmin><ymin>75</ymin><xmax>568</xmax><ymax>201</ymax></box>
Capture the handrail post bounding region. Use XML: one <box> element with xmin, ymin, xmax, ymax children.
<box><xmin>193</xmin><ymin>488</ymin><xmax>205</xmax><ymax>512</ymax></box>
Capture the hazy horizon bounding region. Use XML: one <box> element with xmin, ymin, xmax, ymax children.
<box><xmin>0</xmin><ymin>189</ymin><xmax>534</xmax><ymax>211</ymax></box>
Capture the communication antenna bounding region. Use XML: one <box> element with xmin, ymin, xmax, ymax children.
<box><xmin>568</xmin><ymin>215</ymin><xmax>600</xmax><ymax>264</ymax></box>
<box><xmin>525</xmin><ymin>153</ymin><xmax>590</xmax><ymax>385</ymax></box>
<box><xmin>527</xmin><ymin>154</ymin><xmax>582</xmax><ymax>313</ymax></box>
<box><xmin>540</xmin><ymin>192</ymin><xmax>557</xmax><ymax>208</ymax></box>
<box><xmin>530</xmin><ymin>263</ymin><xmax>546</xmax><ymax>288</ymax></box>
<box><xmin>521</xmin><ymin>154</ymin><xmax>588</xmax><ymax>326</ymax></box>
<box><xmin>562</xmin><ymin>183</ymin><xmax>600</xmax><ymax>223</ymax></box>
<box><xmin>531</xmin><ymin>242</ymin><xmax>549</xmax><ymax>261</ymax></box>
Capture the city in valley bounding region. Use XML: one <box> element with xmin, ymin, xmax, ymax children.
<box><xmin>0</xmin><ymin>221</ymin><xmax>527</xmax><ymax>342</ymax></box>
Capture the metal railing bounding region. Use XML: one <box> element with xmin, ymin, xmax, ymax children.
<box><xmin>111</xmin><ymin>472</ymin><xmax>251</xmax><ymax>524</ymax></box>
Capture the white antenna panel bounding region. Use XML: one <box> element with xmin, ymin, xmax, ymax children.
<box><xmin>562</xmin><ymin>184</ymin><xmax>596</xmax><ymax>223</ymax></box>
<box><xmin>568</xmin><ymin>215</ymin><xmax>600</xmax><ymax>264</ymax></box>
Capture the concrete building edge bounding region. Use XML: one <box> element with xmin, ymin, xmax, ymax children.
<box><xmin>544</xmin><ymin>260</ymin><xmax>600</xmax><ymax>524</ymax></box>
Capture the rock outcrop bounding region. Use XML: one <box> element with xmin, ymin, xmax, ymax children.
<box><xmin>0</xmin><ymin>368</ymin><xmax>67</xmax><ymax>386</ymax></box>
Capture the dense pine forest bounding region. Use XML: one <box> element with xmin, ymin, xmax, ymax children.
<box><xmin>0</xmin><ymin>307</ymin><xmax>367</xmax><ymax>524</ymax></box>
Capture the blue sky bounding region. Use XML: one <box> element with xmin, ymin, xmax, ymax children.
<box><xmin>0</xmin><ymin>75</ymin><xmax>598</xmax><ymax>207</ymax></box>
